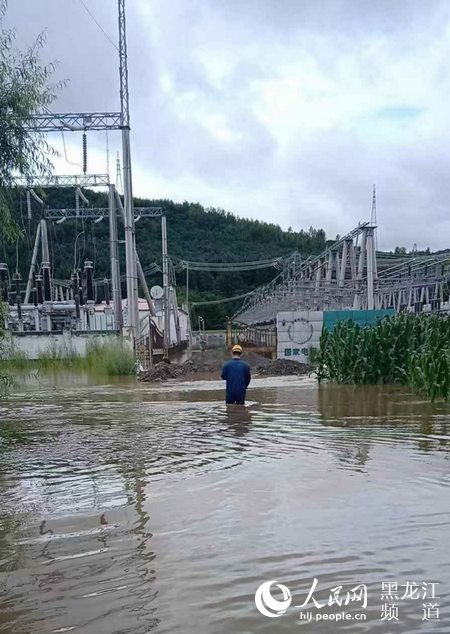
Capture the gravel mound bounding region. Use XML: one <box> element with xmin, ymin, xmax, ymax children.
<box><xmin>256</xmin><ymin>358</ymin><xmax>310</xmax><ymax>377</ymax></box>
<box><xmin>139</xmin><ymin>362</ymin><xmax>187</xmax><ymax>382</ymax></box>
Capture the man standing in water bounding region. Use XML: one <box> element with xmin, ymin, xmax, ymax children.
<box><xmin>221</xmin><ymin>344</ymin><xmax>251</xmax><ymax>404</ymax></box>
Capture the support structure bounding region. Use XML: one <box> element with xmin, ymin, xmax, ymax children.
<box><xmin>116</xmin><ymin>0</ymin><xmax>139</xmax><ymax>338</ymax></box>
<box><xmin>44</xmin><ymin>206</ymin><xmax>161</xmax><ymax>221</ymax></box>
<box><xmin>11</xmin><ymin>1</ymin><xmax>185</xmax><ymax>353</ymax></box>
<box><xmin>137</xmin><ymin>258</ymin><xmax>156</xmax><ymax>317</ymax></box>
<box><xmin>109</xmin><ymin>184</ymin><xmax>123</xmax><ymax>330</ymax></box>
<box><xmin>24</xmin><ymin>223</ymin><xmax>41</xmax><ymax>304</ymax></box>
<box><xmin>114</xmin><ymin>189</ymin><xmax>159</xmax><ymax>319</ymax></box>
<box><xmin>14</xmin><ymin>174</ymin><xmax>110</xmax><ymax>188</ymax></box>
<box><xmin>40</xmin><ymin>219</ymin><xmax>50</xmax><ymax>264</ymax></box>
<box><xmin>26</xmin><ymin>112</ymin><xmax>121</xmax><ymax>132</ymax></box>
<box><xmin>161</xmin><ymin>215</ymin><xmax>170</xmax><ymax>359</ymax></box>
<box><xmin>366</xmin><ymin>227</ymin><xmax>375</xmax><ymax>310</ymax></box>
<box><xmin>171</xmin><ymin>286</ymin><xmax>181</xmax><ymax>345</ymax></box>
<box><xmin>234</xmin><ymin>221</ymin><xmax>382</xmax><ymax>324</ymax></box>
<box><xmin>233</xmin><ymin>217</ymin><xmax>450</xmax><ymax>325</ymax></box>
<box><xmin>23</xmin><ymin>1</ymin><xmax>141</xmax><ymax>341</ymax></box>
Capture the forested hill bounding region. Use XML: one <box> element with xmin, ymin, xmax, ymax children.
<box><xmin>5</xmin><ymin>188</ymin><xmax>327</xmax><ymax>327</ymax></box>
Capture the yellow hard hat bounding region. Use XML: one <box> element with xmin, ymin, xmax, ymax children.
<box><xmin>232</xmin><ymin>344</ymin><xmax>243</xmax><ymax>353</ymax></box>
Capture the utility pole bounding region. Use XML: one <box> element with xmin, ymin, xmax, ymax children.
<box><xmin>171</xmin><ymin>286</ymin><xmax>181</xmax><ymax>345</ymax></box>
<box><xmin>118</xmin><ymin>0</ymin><xmax>139</xmax><ymax>341</ymax></box>
<box><xmin>161</xmin><ymin>215</ymin><xmax>170</xmax><ymax>359</ymax></box>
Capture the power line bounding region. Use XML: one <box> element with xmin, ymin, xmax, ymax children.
<box><xmin>192</xmin><ymin>290</ymin><xmax>256</xmax><ymax>307</ymax></box>
<box><xmin>176</xmin><ymin>256</ymin><xmax>285</xmax><ymax>272</ymax></box>
<box><xmin>78</xmin><ymin>0</ymin><xmax>119</xmax><ymax>52</ymax></box>
<box><xmin>61</xmin><ymin>131</ymin><xmax>83</xmax><ymax>169</ymax></box>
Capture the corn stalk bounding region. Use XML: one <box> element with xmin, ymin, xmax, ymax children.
<box><xmin>316</xmin><ymin>313</ymin><xmax>450</xmax><ymax>401</ymax></box>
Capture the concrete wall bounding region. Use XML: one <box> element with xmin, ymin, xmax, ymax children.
<box><xmin>277</xmin><ymin>310</ymin><xmax>323</xmax><ymax>364</ymax></box>
<box><xmin>277</xmin><ymin>308</ymin><xmax>399</xmax><ymax>364</ymax></box>
<box><xmin>323</xmin><ymin>309</ymin><xmax>395</xmax><ymax>330</ymax></box>
<box><xmin>7</xmin><ymin>331</ymin><xmax>123</xmax><ymax>360</ymax></box>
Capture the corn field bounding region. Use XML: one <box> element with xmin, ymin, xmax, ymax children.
<box><xmin>316</xmin><ymin>313</ymin><xmax>450</xmax><ymax>401</ymax></box>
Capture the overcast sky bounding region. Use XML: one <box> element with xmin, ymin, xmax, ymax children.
<box><xmin>6</xmin><ymin>0</ymin><xmax>450</xmax><ymax>250</ymax></box>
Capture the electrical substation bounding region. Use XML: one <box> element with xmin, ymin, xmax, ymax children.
<box><xmin>2</xmin><ymin>4</ymin><xmax>450</xmax><ymax>367</ymax></box>
<box><xmin>2</xmin><ymin>1</ymin><xmax>188</xmax><ymax>364</ymax></box>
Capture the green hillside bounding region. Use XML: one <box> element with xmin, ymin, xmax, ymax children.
<box><xmin>3</xmin><ymin>188</ymin><xmax>327</xmax><ymax>327</ymax></box>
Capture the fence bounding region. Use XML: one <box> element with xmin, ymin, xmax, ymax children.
<box><xmin>227</xmin><ymin>320</ymin><xmax>277</xmax><ymax>350</ymax></box>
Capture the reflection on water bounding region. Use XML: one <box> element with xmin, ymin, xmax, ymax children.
<box><xmin>0</xmin><ymin>374</ymin><xmax>449</xmax><ymax>633</ymax></box>
<box><xmin>224</xmin><ymin>404</ymin><xmax>253</xmax><ymax>438</ymax></box>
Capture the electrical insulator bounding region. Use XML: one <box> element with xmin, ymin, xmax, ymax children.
<box><xmin>84</xmin><ymin>260</ymin><xmax>94</xmax><ymax>302</ymax></box>
<box><xmin>13</xmin><ymin>272</ymin><xmax>22</xmax><ymax>321</ymax></box>
<box><xmin>42</xmin><ymin>263</ymin><xmax>51</xmax><ymax>302</ymax></box>
<box><xmin>36</xmin><ymin>274</ymin><xmax>43</xmax><ymax>305</ymax></box>
<box><xmin>103</xmin><ymin>278</ymin><xmax>110</xmax><ymax>305</ymax></box>
<box><xmin>72</xmin><ymin>272</ymin><xmax>81</xmax><ymax>320</ymax></box>
<box><xmin>82</xmin><ymin>132</ymin><xmax>87</xmax><ymax>175</ymax></box>
<box><xmin>78</xmin><ymin>270</ymin><xmax>85</xmax><ymax>307</ymax></box>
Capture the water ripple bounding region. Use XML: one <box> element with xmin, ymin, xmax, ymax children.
<box><xmin>0</xmin><ymin>377</ymin><xmax>449</xmax><ymax>633</ymax></box>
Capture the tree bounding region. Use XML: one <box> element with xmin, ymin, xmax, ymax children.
<box><xmin>0</xmin><ymin>0</ymin><xmax>57</xmax><ymax>242</ymax></box>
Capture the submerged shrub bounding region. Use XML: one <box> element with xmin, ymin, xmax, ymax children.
<box><xmin>0</xmin><ymin>420</ymin><xmax>27</xmax><ymax>443</ymax></box>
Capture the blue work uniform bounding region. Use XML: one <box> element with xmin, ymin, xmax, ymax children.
<box><xmin>221</xmin><ymin>358</ymin><xmax>251</xmax><ymax>404</ymax></box>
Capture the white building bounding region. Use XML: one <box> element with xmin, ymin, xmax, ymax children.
<box><xmin>93</xmin><ymin>297</ymin><xmax>190</xmax><ymax>346</ymax></box>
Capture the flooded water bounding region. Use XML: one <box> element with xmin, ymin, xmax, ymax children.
<box><xmin>0</xmin><ymin>372</ymin><xmax>449</xmax><ymax>633</ymax></box>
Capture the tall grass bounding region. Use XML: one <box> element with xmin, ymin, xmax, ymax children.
<box><xmin>316</xmin><ymin>313</ymin><xmax>450</xmax><ymax>401</ymax></box>
<box><xmin>84</xmin><ymin>340</ymin><xmax>136</xmax><ymax>376</ymax></box>
<box><xmin>5</xmin><ymin>349</ymin><xmax>29</xmax><ymax>370</ymax></box>
<box><xmin>0</xmin><ymin>372</ymin><xmax>14</xmax><ymax>397</ymax></box>
<box><xmin>35</xmin><ymin>341</ymin><xmax>76</xmax><ymax>368</ymax></box>
<box><xmin>1</xmin><ymin>339</ymin><xmax>136</xmax><ymax>377</ymax></box>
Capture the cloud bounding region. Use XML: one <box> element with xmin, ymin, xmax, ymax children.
<box><xmin>6</xmin><ymin>0</ymin><xmax>450</xmax><ymax>250</ymax></box>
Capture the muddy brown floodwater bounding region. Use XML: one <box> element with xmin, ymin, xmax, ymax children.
<box><xmin>0</xmin><ymin>372</ymin><xmax>449</xmax><ymax>633</ymax></box>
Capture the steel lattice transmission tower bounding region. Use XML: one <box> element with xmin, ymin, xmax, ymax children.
<box><xmin>118</xmin><ymin>0</ymin><xmax>130</xmax><ymax>129</ymax></box>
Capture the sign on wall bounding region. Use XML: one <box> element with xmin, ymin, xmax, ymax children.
<box><xmin>276</xmin><ymin>310</ymin><xmax>324</xmax><ymax>364</ymax></box>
